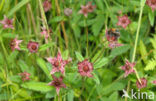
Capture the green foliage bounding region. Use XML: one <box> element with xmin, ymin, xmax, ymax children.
<box><xmin>92</xmin><ymin>15</ymin><xmax>105</xmax><ymax>36</ymax></box>
<box><xmin>110</xmin><ymin>45</ymin><xmax>131</xmax><ymax>57</ymax></box>
<box><xmin>37</xmin><ymin>58</ymin><xmax>52</xmax><ymax>80</ymax></box>
<box><xmin>21</xmin><ymin>81</ymin><xmax>53</xmax><ymax>93</ymax></box>
<box><xmin>144</xmin><ymin>35</ymin><xmax>156</xmax><ymax>71</ymax></box>
<box><xmin>75</xmin><ymin>51</ymin><xmax>84</xmax><ymax>61</ymax></box>
<box><xmin>0</xmin><ymin>0</ymin><xmax>156</xmax><ymax>100</ymax></box>
<box><xmin>7</xmin><ymin>0</ymin><xmax>30</xmax><ymax>17</ymax></box>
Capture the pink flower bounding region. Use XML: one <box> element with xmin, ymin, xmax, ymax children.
<box><xmin>79</xmin><ymin>2</ymin><xmax>96</xmax><ymax>17</ymax></box>
<box><xmin>108</xmin><ymin>42</ymin><xmax>123</xmax><ymax>49</ymax></box>
<box><xmin>46</xmin><ymin>51</ymin><xmax>70</xmax><ymax>75</ymax></box>
<box><xmin>87</xmin><ymin>2</ymin><xmax>96</xmax><ymax>12</ymax></box>
<box><xmin>146</xmin><ymin>0</ymin><xmax>156</xmax><ymax>11</ymax></box>
<box><xmin>43</xmin><ymin>0</ymin><xmax>52</xmax><ymax>12</ymax></box>
<box><xmin>27</xmin><ymin>41</ymin><xmax>39</xmax><ymax>53</ymax></box>
<box><xmin>64</xmin><ymin>8</ymin><xmax>73</xmax><ymax>16</ymax></box>
<box><xmin>79</xmin><ymin>5</ymin><xmax>90</xmax><ymax>17</ymax></box>
<box><xmin>117</xmin><ymin>15</ymin><xmax>131</xmax><ymax>29</ymax></box>
<box><xmin>41</xmin><ymin>27</ymin><xmax>50</xmax><ymax>40</ymax></box>
<box><xmin>48</xmin><ymin>75</ymin><xmax>66</xmax><ymax>95</ymax></box>
<box><xmin>10</xmin><ymin>38</ymin><xmax>23</xmax><ymax>51</ymax></box>
<box><xmin>0</xmin><ymin>15</ymin><xmax>14</xmax><ymax>29</ymax></box>
<box><xmin>136</xmin><ymin>78</ymin><xmax>147</xmax><ymax>89</ymax></box>
<box><xmin>152</xmin><ymin>80</ymin><xmax>156</xmax><ymax>84</ymax></box>
<box><xmin>121</xmin><ymin>60</ymin><xmax>135</xmax><ymax>77</ymax></box>
<box><xmin>78</xmin><ymin>59</ymin><xmax>93</xmax><ymax>77</ymax></box>
<box><xmin>19</xmin><ymin>71</ymin><xmax>30</xmax><ymax>81</ymax></box>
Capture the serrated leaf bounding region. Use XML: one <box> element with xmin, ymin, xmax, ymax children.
<box><xmin>72</xmin><ymin>24</ymin><xmax>80</xmax><ymax>37</ymax></box>
<box><xmin>62</xmin><ymin>50</ymin><xmax>69</xmax><ymax>60</ymax></box>
<box><xmin>110</xmin><ymin>45</ymin><xmax>131</xmax><ymax>57</ymax></box>
<box><xmin>18</xmin><ymin>60</ymin><xmax>29</xmax><ymax>72</ymax></box>
<box><xmin>49</xmin><ymin>16</ymin><xmax>64</xmax><ymax>23</ymax></box>
<box><xmin>139</xmin><ymin>40</ymin><xmax>147</xmax><ymax>62</ymax></box>
<box><xmin>92</xmin><ymin>15</ymin><xmax>105</xmax><ymax>36</ymax></box>
<box><xmin>37</xmin><ymin>58</ymin><xmax>52</xmax><ymax>80</ymax></box>
<box><xmin>94</xmin><ymin>57</ymin><xmax>109</xmax><ymax>69</ymax></box>
<box><xmin>108</xmin><ymin>92</ymin><xmax>118</xmax><ymax>101</ymax></box>
<box><xmin>93</xmin><ymin>72</ymin><xmax>100</xmax><ymax>85</ymax></box>
<box><xmin>75</xmin><ymin>52</ymin><xmax>84</xmax><ymax>61</ymax></box>
<box><xmin>95</xmin><ymin>0</ymin><xmax>104</xmax><ymax>10</ymax></box>
<box><xmin>39</xmin><ymin>42</ymin><xmax>54</xmax><ymax>52</ymax></box>
<box><xmin>21</xmin><ymin>81</ymin><xmax>53</xmax><ymax>93</ymax></box>
<box><xmin>144</xmin><ymin>59</ymin><xmax>156</xmax><ymax>71</ymax></box>
<box><xmin>67</xmin><ymin>90</ymin><xmax>74</xmax><ymax>101</ymax></box>
<box><xmin>148</xmin><ymin>9</ymin><xmax>155</xmax><ymax>26</ymax></box>
<box><xmin>7</xmin><ymin>51</ymin><xmax>18</xmax><ymax>64</ymax></box>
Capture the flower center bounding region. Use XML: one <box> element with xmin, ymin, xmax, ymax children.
<box><xmin>122</xmin><ymin>19</ymin><xmax>126</xmax><ymax>24</ymax></box>
<box><xmin>151</xmin><ymin>0</ymin><xmax>156</xmax><ymax>4</ymax></box>
<box><xmin>54</xmin><ymin>61</ymin><xmax>59</xmax><ymax>67</ymax></box>
<box><xmin>7</xmin><ymin>20</ymin><xmax>12</xmax><ymax>25</ymax></box>
<box><xmin>55</xmin><ymin>81</ymin><xmax>60</xmax><ymax>86</ymax></box>
<box><xmin>31</xmin><ymin>45</ymin><xmax>37</xmax><ymax>50</ymax></box>
<box><xmin>83</xmin><ymin>8</ymin><xmax>88</xmax><ymax>13</ymax></box>
<box><xmin>83</xmin><ymin>65</ymin><xmax>89</xmax><ymax>72</ymax></box>
<box><xmin>125</xmin><ymin>66</ymin><xmax>130</xmax><ymax>71</ymax></box>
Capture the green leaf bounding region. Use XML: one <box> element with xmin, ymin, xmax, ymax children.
<box><xmin>93</xmin><ymin>72</ymin><xmax>100</xmax><ymax>85</ymax></box>
<box><xmin>148</xmin><ymin>9</ymin><xmax>155</xmax><ymax>26</ymax></box>
<box><xmin>67</xmin><ymin>90</ymin><xmax>74</xmax><ymax>101</ymax></box>
<box><xmin>72</xmin><ymin>24</ymin><xmax>80</xmax><ymax>37</ymax></box>
<box><xmin>49</xmin><ymin>16</ymin><xmax>64</xmax><ymax>23</ymax></box>
<box><xmin>101</xmin><ymin>82</ymin><xmax>126</xmax><ymax>95</ymax></box>
<box><xmin>144</xmin><ymin>59</ymin><xmax>156</xmax><ymax>71</ymax></box>
<box><xmin>108</xmin><ymin>92</ymin><xmax>118</xmax><ymax>101</ymax></box>
<box><xmin>39</xmin><ymin>42</ymin><xmax>54</xmax><ymax>52</ymax></box>
<box><xmin>21</xmin><ymin>81</ymin><xmax>53</xmax><ymax>93</ymax></box>
<box><xmin>62</xmin><ymin>50</ymin><xmax>69</xmax><ymax>60</ymax></box>
<box><xmin>75</xmin><ymin>52</ymin><xmax>84</xmax><ymax>61</ymax></box>
<box><xmin>110</xmin><ymin>45</ymin><xmax>131</xmax><ymax>57</ymax></box>
<box><xmin>18</xmin><ymin>60</ymin><xmax>29</xmax><ymax>72</ymax></box>
<box><xmin>7</xmin><ymin>51</ymin><xmax>18</xmax><ymax>64</ymax></box>
<box><xmin>2</xmin><ymin>33</ymin><xmax>16</xmax><ymax>38</ymax></box>
<box><xmin>92</xmin><ymin>15</ymin><xmax>105</xmax><ymax>36</ymax></box>
<box><xmin>95</xmin><ymin>0</ymin><xmax>104</xmax><ymax>10</ymax></box>
<box><xmin>45</xmin><ymin>90</ymin><xmax>56</xmax><ymax>99</ymax></box>
<box><xmin>7</xmin><ymin>0</ymin><xmax>30</xmax><ymax>17</ymax></box>
<box><xmin>94</xmin><ymin>57</ymin><xmax>109</xmax><ymax>69</ymax></box>
<box><xmin>37</xmin><ymin>58</ymin><xmax>52</xmax><ymax>80</ymax></box>
<box><xmin>139</xmin><ymin>40</ymin><xmax>147</xmax><ymax>62</ymax></box>
<box><xmin>78</xmin><ymin>19</ymin><xmax>96</xmax><ymax>27</ymax></box>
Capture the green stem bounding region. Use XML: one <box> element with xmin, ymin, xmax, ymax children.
<box><xmin>132</xmin><ymin>0</ymin><xmax>145</xmax><ymax>84</ymax></box>
<box><xmin>85</xmin><ymin>19</ymin><xmax>89</xmax><ymax>57</ymax></box>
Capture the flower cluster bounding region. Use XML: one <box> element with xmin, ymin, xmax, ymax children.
<box><xmin>1</xmin><ymin>1</ymin><xmax>154</xmax><ymax>96</ymax></box>
<box><xmin>19</xmin><ymin>71</ymin><xmax>31</xmax><ymax>82</ymax></box>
